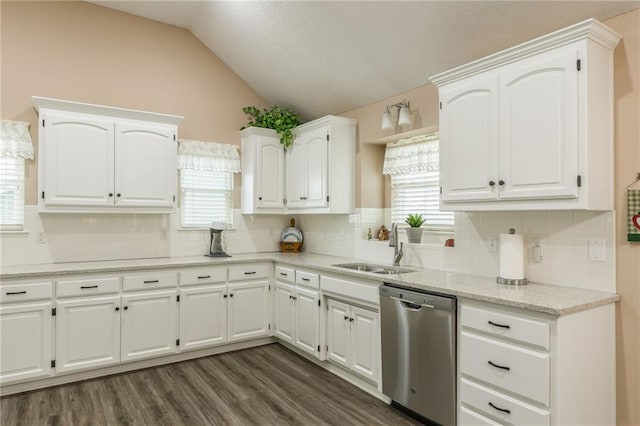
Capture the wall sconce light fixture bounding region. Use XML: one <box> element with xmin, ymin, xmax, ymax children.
<box><xmin>381</xmin><ymin>99</ymin><xmax>411</xmax><ymax>130</ymax></box>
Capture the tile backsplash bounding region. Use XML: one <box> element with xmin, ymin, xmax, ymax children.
<box><xmin>1</xmin><ymin>206</ymin><xmax>615</xmax><ymax>293</ymax></box>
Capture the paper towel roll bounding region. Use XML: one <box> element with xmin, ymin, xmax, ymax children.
<box><xmin>499</xmin><ymin>233</ymin><xmax>525</xmax><ymax>280</ymax></box>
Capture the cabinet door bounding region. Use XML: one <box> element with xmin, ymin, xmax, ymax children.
<box><xmin>0</xmin><ymin>302</ymin><xmax>52</xmax><ymax>384</ymax></box>
<box><xmin>42</xmin><ymin>111</ymin><xmax>114</xmax><ymax>207</ymax></box>
<box><xmin>302</xmin><ymin>126</ymin><xmax>329</xmax><ymax>208</ymax></box>
<box><xmin>228</xmin><ymin>281</ymin><xmax>270</xmax><ymax>342</ymax></box>
<box><xmin>56</xmin><ymin>295</ymin><xmax>120</xmax><ymax>373</ymax></box>
<box><xmin>286</xmin><ymin>138</ymin><xmax>307</xmax><ymax>208</ymax></box>
<box><xmin>256</xmin><ymin>137</ymin><xmax>285</xmax><ymax>209</ymax></box>
<box><xmin>294</xmin><ymin>286</ymin><xmax>320</xmax><ymax>357</ymax></box>
<box><xmin>121</xmin><ymin>289</ymin><xmax>177</xmax><ymax>362</ymax></box>
<box><xmin>349</xmin><ymin>306</ymin><xmax>379</xmax><ymax>383</ymax></box>
<box><xmin>274</xmin><ymin>282</ymin><xmax>295</xmax><ymax>344</ymax></box>
<box><xmin>439</xmin><ymin>75</ymin><xmax>499</xmax><ymax>202</ymax></box>
<box><xmin>179</xmin><ymin>284</ymin><xmax>227</xmax><ymax>351</ymax></box>
<box><xmin>114</xmin><ymin>122</ymin><xmax>176</xmax><ymax>208</ymax></box>
<box><xmin>326</xmin><ymin>299</ymin><xmax>350</xmax><ymax>368</ymax></box>
<box><xmin>498</xmin><ymin>48</ymin><xmax>579</xmax><ymax>200</ymax></box>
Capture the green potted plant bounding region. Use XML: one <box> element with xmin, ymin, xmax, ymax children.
<box><xmin>241</xmin><ymin>105</ymin><xmax>301</xmax><ymax>149</ymax></box>
<box><xmin>405</xmin><ymin>213</ymin><xmax>425</xmax><ymax>243</ymax></box>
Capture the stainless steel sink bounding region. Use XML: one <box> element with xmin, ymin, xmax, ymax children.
<box><xmin>332</xmin><ymin>263</ymin><xmax>416</xmax><ymax>275</ymax></box>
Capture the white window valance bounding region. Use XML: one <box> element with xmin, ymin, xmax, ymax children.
<box><xmin>178</xmin><ymin>139</ymin><xmax>241</xmax><ymax>173</ymax></box>
<box><xmin>382</xmin><ymin>133</ymin><xmax>439</xmax><ymax>176</ymax></box>
<box><xmin>1</xmin><ymin>120</ymin><xmax>34</xmax><ymax>160</ymax></box>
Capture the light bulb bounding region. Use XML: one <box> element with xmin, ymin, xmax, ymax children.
<box><xmin>381</xmin><ymin>108</ymin><xmax>393</xmax><ymax>130</ymax></box>
<box><xmin>398</xmin><ymin>104</ymin><xmax>411</xmax><ymax>126</ymax></box>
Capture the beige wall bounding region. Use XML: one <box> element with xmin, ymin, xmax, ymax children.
<box><xmin>1</xmin><ymin>1</ymin><xmax>268</xmax><ymax>206</ymax></box>
<box><xmin>341</xmin><ymin>9</ymin><xmax>640</xmax><ymax>425</ymax></box>
<box><xmin>608</xmin><ymin>9</ymin><xmax>640</xmax><ymax>426</ymax></box>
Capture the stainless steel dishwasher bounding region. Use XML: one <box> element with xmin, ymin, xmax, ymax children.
<box><xmin>380</xmin><ymin>284</ymin><xmax>456</xmax><ymax>425</ymax></box>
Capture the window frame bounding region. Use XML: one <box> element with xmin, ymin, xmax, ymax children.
<box><xmin>179</xmin><ymin>168</ymin><xmax>234</xmax><ymax>230</ymax></box>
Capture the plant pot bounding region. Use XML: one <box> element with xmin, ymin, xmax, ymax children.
<box><xmin>406</xmin><ymin>227</ymin><xmax>423</xmax><ymax>244</ymax></box>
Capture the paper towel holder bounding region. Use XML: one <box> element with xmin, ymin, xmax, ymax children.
<box><xmin>497</xmin><ymin>228</ymin><xmax>528</xmax><ymax>286</ymax></box>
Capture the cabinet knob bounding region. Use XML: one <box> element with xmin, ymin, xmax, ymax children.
<box><xmin>115</xmin><ymin>306</ymin><xmax>120</xmax><ymax>312</ymax></box>
<box><xmin>300</xmin><ymin>196</ymin><xmax>307</xmax><ymax>200</ymax></box>
<box><xmin>498</xmin><ymin>180</ymin><xmax>505</xmax><ymax>186</ymax></box>
<box><xmin>108</xmin><ymin>193</ymin><xmax>114</xmax><ymax>197</ymax></box>
<box><xmin>123</xmin><ymin>306</ymin><xmax>128</xmax><ymax>311</ymax></box>
<box><xmin>224</xmin><ymin>294</ymin><xmax>228</xmax><ymax>298</ymax></box>
<box><xmin>344</xmin><ymin>315</ymin><xmax>349</xmax><ymax>321</ymax></box>
<box><xmin>230</xmin><ymin>294</ymin><xmax>234</xmax><ymax>298</ymax></box>
<box><xmin>349</xmin><ymin>317</ymin><xmax>354</xmax><ymax>322</ymax></box>
<box><xmin>258</xmin><ymin>197</ymin><xmax>262</xmax><ymax>200</ymax></box>
<box><xmin>117</xmin><ymin>193</ymin><xmax>122</xmax><ymax>197</ymax></box>
<box><xmin>489</xmin><ymin>181</ymin><xmax>495</xmax><ymax>187</ymax></box>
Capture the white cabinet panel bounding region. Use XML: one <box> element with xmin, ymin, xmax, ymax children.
<box><xmin>275</xmin><ymin>282</ymin><xmax>295</xmax><ymax>344</ymax></box>
<box><xmin>294</xmin><ymin>286</ymin><xmax>320</xmax><ymax>356</ymax></box>
<box><xmin>256</xmin><ymin>137</ymin><xmax>285</xmax><ymax>210</ymax></box>
<box><xmin>285</xmin><ymin>138</ymin><xmax>307</xmax><ymax>208</ymax></box>
<box><xmin>0</xmin><ymin>302</ymin><xmax>53</xmax><ymax>384</ymax></box>
<box><xmin>121</xmin><ymin>290</ymin><xmax>177</xmax><ymax>362</ymax></box>
<box><xmin>440</xmin><ymin>76</ymin><xmax>498</xmax><ymax>202</ymax></box>
<box><xmin>114</xmin><ymin>122</ymin><xmax>176</xmax><ymax>207</ymax></box>
<box><xmin>499</xmin><ymin>49</ymin><xmax>579</xmax><ymax>200</ymax></box>
<box><xmin>179</xmin><ymin>284</ymin><xmax>227</xmax><ymax>351</ymax></box>
<box><xmin>227</xmin><ymin>281</ymin><xmax>269</xmax><ymax>342</ymax></box>
<box><xmin>302</xmin><ymin>127</ymin><xmax>328</xmax><ymax>208</ymax></box>
<box><xmin>41</xmin><ymin>111</ymin><xmax>114</xmax><ymax>207</ymax></box>
<box><xmin>326</xmin><ymin>299</ymin><xmax>350</xmax><ymax>368</ymax></box>
<box><xmin>56</xmin><ymin>295</ymin><xmax>120</xmax><ymax>373</ymax></box>
<box><xmin>349</xmin><ymin>306</ymin><xmax>378</xmax><ymax>383</ymax></box>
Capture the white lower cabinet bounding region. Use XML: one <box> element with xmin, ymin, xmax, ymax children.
<box><xmin>274</xmin><ymin>282</ymin><xmax>295</xmax><ymax>344</ymax></box>
<box><xmin>0</xmin><ymin>301</ymin><xmax>53</xmax><ymax>384</ymax></box>
<box><xmin>121</xmin><ymin>289</ymin><xmax>178</xmax><ymax>362</ymax></box>
<box><xmin>227</xmin><ymin>281</ymin><xmax>270</xmax><ymax>342</ymax></box>
<box><xmin>55</xmin><ymin>295</ymin><xmax>121</xmax><ymax>373</ymax></box>
<box><xmin>275</xmin><ymin>280</ymin><xmax>321</xmax><ymax>357</ymax></box>
<box><xmin>326</xmin><ymin>298</ymin><xmax>379</xmax><ymax>383</ymax></box>
<box><xmin>179</xmin><ymin>284</ymin><xmax>227</xmax><ymax>351</ymax></box>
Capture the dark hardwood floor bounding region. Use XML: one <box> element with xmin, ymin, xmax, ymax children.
<box><xmin>1</xmin><ymin>344</ymin><xmax>419</xmax><ymax>425</ymax></box>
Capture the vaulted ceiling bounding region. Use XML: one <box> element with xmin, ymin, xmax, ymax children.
<box><xmin>91</xmin><ymin>1</ymin><xmax>639</xmax><ymax>120</ymax></box>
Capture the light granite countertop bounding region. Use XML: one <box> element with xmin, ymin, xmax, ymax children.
<box><xmin>0</xmin><ymin>252</ymin><xmax>619</xmax><ymax>316</ymax></box>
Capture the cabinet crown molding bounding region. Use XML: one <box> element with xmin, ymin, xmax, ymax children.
<box><xmin>429</xmin><ymin>18</ymin><xmax>621</xmax><ymax>87</ymax></box>
<box><xmin>32</xmin><ymin>96</ymin><xmax>183</xmax><ymax>125</ymax></box>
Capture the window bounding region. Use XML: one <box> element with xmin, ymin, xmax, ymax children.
<box><xmin>0</xmin><ymin>157</ymin><xmax>25</xmax><ymax>231</ymax></box>
<box><xmin>383</xmin><ymin>133</ymin><xmax>454</xmax><ymax>232</ymax></box>
<box><xmin>177</xmin><ymin>139</ymin><xmax>241</xmax><ymax>229</ymax></box>
<box><xmin>180</xmin><ymin>169</ymin><xmax>233</xmax><ymax>228</ymax></box>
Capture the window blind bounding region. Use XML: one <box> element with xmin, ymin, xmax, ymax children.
<box><xmin>391</xmin><ymin>171</ymin><xmax>454</xmax><ymax>230</ymax></box>
<box><xmin>180</xmin><ymin>169</ymin><xmax>233</xmax><ymax>228</ymax></box>
<box><xmin>0</xmin><ymin>158</ymin><xmax>25</xmax><ymax>231</ymax></box>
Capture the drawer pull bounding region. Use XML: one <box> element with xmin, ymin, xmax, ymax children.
<box><xmin>197</xmin><ymin>275</ymin><xmax>211</xmax><ymax>279</ymax></box>
<box><xmin>301</xmin><ymin>277</ymin><xmax>311</xmax><ymax>282</ymax></box>
<box><xmin>488</xmin><ymin>320</ymin><xmax>511</xmax><ymax>329</ymax></box>
<box><xmin>488</xmin><ymin>402</ymin><xmax>511</xmax><ymax>414</ymax></box>
<box><xmin>143</xmin><ymin>280</ymin><xmax>159</xmax><ymax>284</ymax></box>
<box><xmin>280</xmin><ymin>272</ymin><xmax>288</xmax><ymax>276</ymax></box>
<box><xmin>244</xmin><ymin>271</ymin><xmax>256</xmax><ymax>275</ymax></box>
<box><xmin>488</xmin><ymin>360</ymin><xmax>511</xmax><ymax>371</ymax></box>
<box><xmin>80</xmin><ymin>285</ymin><xmax>99</xmax><ymax>289</ymax></box>
<box><xmin>5</xmin><ymin>291</ymin><xmax>27</xmax><ymax>295</ymax></box>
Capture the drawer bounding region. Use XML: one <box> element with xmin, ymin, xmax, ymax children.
<box><xmin>56</xmin><ymin>276</ymin><xmax>120</xmax><ymax>298</ymax></box>
<box><xmin>228</xmin><ymin>263</ymin><xmax>270</xmax><ymax>281</ymax></box>
<box><xmin>0</xmin><ymin>281</ymin><xmax>53</xmax><ymax>303</ymax></box>
<box><xmin>460</xmin><ymin>331</ymin><xmax>550</xmax><ymax>406</ymax></box>
<box><xmin>295</xmin><ymin>270</ymin><xmax>319</xmax><ymax>289</ymax></box>
<box><xmin>459</xmin><ymin>406</ymin><xmax>502</xmax><ymax>426</ymax></box>
<box><xmin>321</xmin><ymin>276</ymin><xmax>378</xmax><ymax>304</ymax></box>
<box><xmin>122</xmin><ymin>271</ymin><xmax>178</xmax><ymax>292</ymax></box>
<box><xmin>180</xmin><ymin>267</ymin><xmax>227</xmax><ymax>286</ymax></box>
<box><xmin>461</xmin><ymin>303</ymin><xmax>550</xmax><ymax>350</ymax></box>
<box><xmin>275</xmin><ymin>266</ymin><xmax>295</xmax><ymax>284</ymax></box>
<box><xmin>461</xmin><ymin>378</ymin><xmax>550</xmax><ymax>425</ymax></box>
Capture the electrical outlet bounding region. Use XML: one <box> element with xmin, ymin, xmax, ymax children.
<box><xmin>531</xmin><ymin>240</ymin><xmax>544</xmax><ymax>263</ymax></box>
<box><xmin>487</xmin><ymin>237</ymin><xmax>498</xmax><ymax>253</ymax></box>
<box><xmin>36</xmin><ymin>231</ymin><xmax>46</xmax><ymax>244</ymax></box>
<box><xmin>160</xmin><ymin>227</ymin><xmax>168</xmax><ymax>240</ymax></box>
<box><xmin>588</xmin><ymin>238</ymin><xmax>605</xmax><ymax>262</ymax></box>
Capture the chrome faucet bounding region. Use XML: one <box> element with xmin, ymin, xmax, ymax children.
<box><xmin>389</xmin><ymin>223</ymin><xmax>404</xmax><ymax>266</ymax></box>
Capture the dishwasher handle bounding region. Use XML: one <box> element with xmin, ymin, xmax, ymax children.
<box><xmin>390</xmin><ymin>296</ymin><xmax>435</xmax><ymax>310</ymax></box>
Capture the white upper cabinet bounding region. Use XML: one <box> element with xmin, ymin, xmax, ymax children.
<box><xmin>430</xmin><ymin>19</ymin><xmax>621</xmax><ymax>211</ymax></box>
<box><xmin>240</xmin><ymin>115</ymin><xmax>356</xmax><ymax>214</ymax></box>
<box><xmin>34</xmin><ymin>97</ymin><xmax>182</xmax><ymax>213</ymax></box>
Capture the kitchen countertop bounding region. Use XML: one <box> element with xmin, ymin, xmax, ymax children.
<box><xmin>0</xmin><ymin>252</ymin><xmax>619</xmax><ymax>316</ymax></box>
